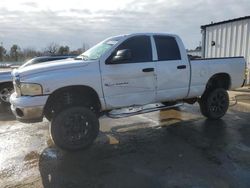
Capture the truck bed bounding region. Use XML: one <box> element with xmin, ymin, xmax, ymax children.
<box><xmin>187</xmin><ymin>56</ymin><xmax>246</xmax><ymax>98</ymax></box>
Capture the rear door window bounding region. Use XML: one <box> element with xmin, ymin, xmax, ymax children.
<box><xmin>154</xmin><ymin>36</ymin><xmax>181</xmax><ymax>61</ymax></box>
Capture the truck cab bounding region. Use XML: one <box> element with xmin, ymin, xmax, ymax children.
<box><xmin>99</xmin><ymin>33</ymin><xmax>190</xmax><ymax>109</ymax></box>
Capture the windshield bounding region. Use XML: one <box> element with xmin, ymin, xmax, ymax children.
<box><xmin>19</xmin><ymin>59</ymin><xmax>34</xmax><ymax>69</ymax></box>
<box><xmin>77</xmin><ymin>39</ymin><xmax>119</xmax><ymax>60</ymax></box>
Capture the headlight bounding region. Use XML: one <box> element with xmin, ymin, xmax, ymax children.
<box><xmin>20</xmin><ymin>83</ymin><xmax>43</xmax><ymax>96</ymax></box>
<box><xmin>13</xmin><ymin>75</ymin><xmax>21</xmax><ymax>97</ymax></box>
<box><xmin>13</xmin><ymin>83</ymin><xmax>21</xmax><ymax>97</ymax></box>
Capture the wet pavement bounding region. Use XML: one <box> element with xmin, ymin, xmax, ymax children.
<box><xmin>0</xmin><ymin>91</ymin><xmax>250</xmax><ymax>188</ymax></box>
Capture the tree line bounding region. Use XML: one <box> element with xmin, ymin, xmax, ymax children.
<box><xmin>0</xmin><ymin>42</ymin><xmax>87</xmax><ymax>62</ymax></box>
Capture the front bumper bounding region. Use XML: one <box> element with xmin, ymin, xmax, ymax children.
<box><xmin>10</xmin><ymin>93</ymin><xmax>49</xmax><ymax>123</ymax></box>
<box><xmin>11</xmin><ymin>105</ymin><xmax>44</xmax><ymax>123</ymax></box>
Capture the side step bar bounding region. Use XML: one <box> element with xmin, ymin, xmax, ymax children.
<box><xmin>107</xmin><ymin>103</ymin><xmax>183</xmax><ymax>119</ymax></box>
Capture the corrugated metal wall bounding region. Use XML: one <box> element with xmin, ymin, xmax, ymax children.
<box><xmin>202</xmin><ymin>18</ymin><xmax>250</xmax><ymax>84</ymax></box>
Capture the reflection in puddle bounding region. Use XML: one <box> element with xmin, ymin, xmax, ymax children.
<box><xmin>41</xmin><ymin>148</ymin><xmax>59</xmax><ymax>160</ymax></box>
<box><xmin>24</xmin><ymin>151</ymin><xmax>40</xmax><ymax>169</ymax></box>
<box><xmin>159</xmin><ymin>107</ymin><xmax>201</xmax><ymax>122</ymax></box>
<box><xmin>24</xmin><ymin>151</ymin><xmax>40</xmax><ymax>161</ymax></box>
<box><xmin>111</xmin><ymin>122</ymin><xmax>152</xmax><ymax>133</ymax></box>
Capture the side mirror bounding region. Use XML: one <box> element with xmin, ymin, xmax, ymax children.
<box><xmin>110</xmin><ymin>49</ymin><xmax>132</xmax><ymax>63</ymax></box>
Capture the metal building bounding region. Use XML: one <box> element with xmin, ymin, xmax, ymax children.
<box><xmin>201</xmin><ymin>16</ymin><xmax>250</xmax><ymax>84</ymax></box>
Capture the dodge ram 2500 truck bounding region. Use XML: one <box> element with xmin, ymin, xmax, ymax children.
<box><xmin>10</xmin><ymin>33</ymin><xmax>246</xmax><ymax>151</ymax></box>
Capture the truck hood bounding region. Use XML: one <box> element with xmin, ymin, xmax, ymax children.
<box><xmin>0</xmin><ymin>70</ymin><xmax>11</xmax><ymax>76</ymax></box>
<box><xmin>13</xmin><ymin>58</ymin><xmax>95</xmax><ymax>78</ymax></box>
<box><xmin>0</xmin><ymin>70</ymin><xmax>12</xmax><ymax>82</ymax></box>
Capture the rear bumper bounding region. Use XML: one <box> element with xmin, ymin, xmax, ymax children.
<box><xmin>10</xmin><ymin>93</ymin><xmax>48</xmax><ymax>123</ymax></box>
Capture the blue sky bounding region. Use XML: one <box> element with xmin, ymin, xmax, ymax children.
<box><xmin>0</xmin><ymin>0</ymin><xmax>249</xmax><ymax>51</ymax></box>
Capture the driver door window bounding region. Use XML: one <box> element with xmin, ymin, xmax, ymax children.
<box><xmin>109</xmin><ymin>36</ymin><xmax>152</xmax><ymax>64</ymax></box>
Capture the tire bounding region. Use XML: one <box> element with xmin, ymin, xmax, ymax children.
<box><xmin>44</xmin><ymin>112</ymin><xmax>52</xmax><ymax>122</ymax></box>
<box><xmin>50</xmin><ymin>106</ymin><xmax>100</xmax><ymax>151</ymax></box>
<box><xmin>199</xmin><ymin>88</ymin><xmax>229</xmax><ymax>120</ymax></box>
<box><xmin>0</xmin><ymin>83</ymin><xmax>14</xmax><ymax>105</ymax></box>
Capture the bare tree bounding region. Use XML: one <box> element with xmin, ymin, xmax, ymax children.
<box><xmin>70</xmin><ymin>48</ymin><xmax>84</xmax><ymax>55</ymax></box>
<box><xmin>22</xmin><ymin>48</ymin><xmax>42</xmax><ymax>61</ymax></box>
<box><xmin>58</xmin><ymin>45</ymin><xmax>70</xmax><ymax>55</ymax></box>
<box><xmin>45</xmin><ymin>42</ymin><xmax>59</xmax><ymax>55</ymax></box>
<box><xmin>82</xmin><ymin>42</ymin><xmax>89</xmax><ymax>52</ymax></box>
<box><xmin>0</xmin><ymin>42</ymin><xmax>90</xmax><ymax>62</ymax></box>
<box><xmin>0</xmin><ymin>45</ymin><xmax>6</xmax><ymax>62</ymax></box>
<box><xmin>10</xmin><ymin>44</ymin><xmax>21</xmax><ymax>61</ymax></box>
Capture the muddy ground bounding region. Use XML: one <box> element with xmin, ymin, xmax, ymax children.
<box><xmin>0</xmin><ymin>91</ymin><xmax>250</xmax><ymax>188</ymax></box>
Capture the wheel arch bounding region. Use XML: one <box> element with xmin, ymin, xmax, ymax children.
<box><xmin>44</xmin><ymin>85</ymin><xmax>102</xmax><ymax>115</ymax></box>
<box><xmin>0</xmin><ymin>81</ymin><xmax>13</xmax><ymax>87</ymax></box>
<box><xmin>204</xmin><ymin>73</ymin><xmax>231</xmax><ymax>93</ymax></box>
<box><xmin>0</xmin><ymin>82</ymin><xmax>14</xmax><ymax>104</ymax></box>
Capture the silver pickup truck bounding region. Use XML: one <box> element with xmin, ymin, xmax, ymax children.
<box><xmin>10</xmin><ymin>33</ymin><xmax>247</xmax><ymax>151</ymax></box>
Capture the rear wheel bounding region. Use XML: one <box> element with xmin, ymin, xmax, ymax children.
<box><xmin>0</xmin><ymin>83</ymin><xmax>14</xmax><ymax>105</ymax></box>
<box><xmin>199</xmin><ymin>88</ymin><xmax>229</xmax><ymax>120</ymax></box>
<box><xmin>50</xmin><ymin>106</ymin><xmax>99</xmax><ymax>151</ymax></box>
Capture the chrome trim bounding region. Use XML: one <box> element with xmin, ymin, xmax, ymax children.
<box><xmin>14</xmin><ymin>75</ymin><xmax>20</xmax><ymax>86</ymax></box>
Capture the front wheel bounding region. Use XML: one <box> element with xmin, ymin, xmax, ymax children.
<box><xmin>50</xmin><ymin>106</ymin><xmax>100</xmax><ymax>151</ymax></box>
<box><xmin>199</xmin><ymin>88</ymin><xmax>229</xmax><ymax>120</ymax></box>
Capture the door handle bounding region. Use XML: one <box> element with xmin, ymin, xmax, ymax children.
<box><xmin>142</xmin><ymin>68</ymin><xmax>154</xmax><ymax>72</ymax></box>
<box><xmin>177</xmin><ymin>65</ymin><xmax>186</xmax><ymax>69</ymax></box>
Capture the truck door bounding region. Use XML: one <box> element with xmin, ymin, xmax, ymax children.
<box><xmin>101</xmin><ymin>35</ymin><xmax>156</xmax><ymax>109</ymax></box>
<box><xmin>153</xmin><ymin>35</ymin><xmax>190</xmax><ymax>102</ymax></box>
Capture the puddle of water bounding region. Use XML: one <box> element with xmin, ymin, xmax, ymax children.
<box><xmin>23</xmin><ymin>151</ymin><xmax>40</xmax><ymax>171</ymax></box>
<box><xmin>46</xmin><ymin>138</ymin><xmax>55</xmax><ymax>148</ymax></box>
<box><xmin>239</xmin><ymin>125</ymin><xmax>250</xmax><ymax>147</ymax></box>
<box><xmin>0</xmin><ymin>166</ymin><xmax>16</xmax><ymax>179</ymax></box>
<box><xmin>24</xmin><ymin>151</ymin><xmax>40</xmax><ymax>162</ymax></box>
<box><xmin>235</xmin><ymin>95</ymin><xmax>250</xmax><ymax>104</ymax></box>
<box><xmin>159</xmin><ymin>108</ymin><xmax>201</xmax><ymax>122</ymax></box>
<box><xmin>229</xmin><ymin>162</ymin><xmax>250</xmax><ymax>187</ymax></box>
<box><xmin>113</xmin><ymin>122</ymin><xmax>152</xmax><ymax>133</ymax></box>
<box><xmin>106</xmin><ymin>134</ymin><xmax>119</xmax><ymax>145</ymax></box>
